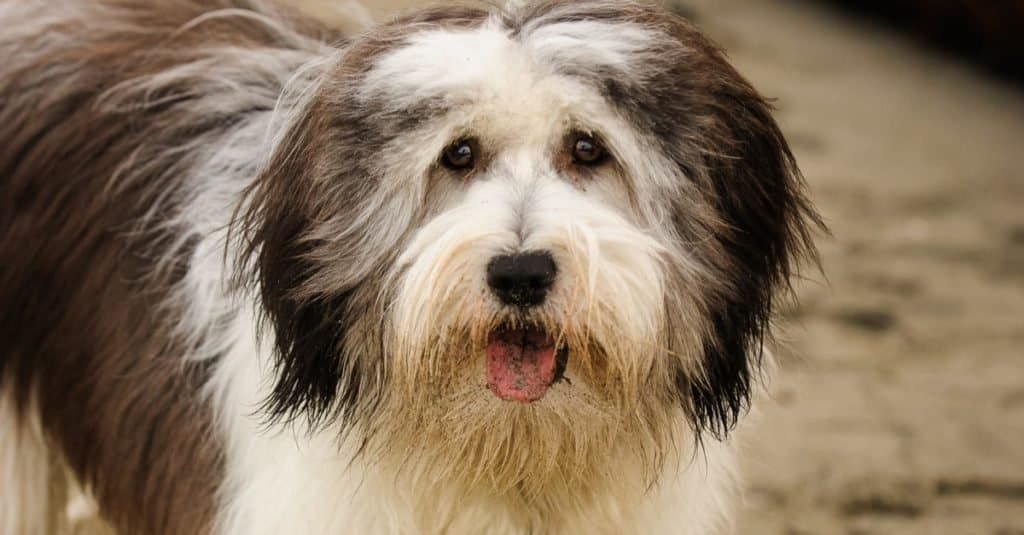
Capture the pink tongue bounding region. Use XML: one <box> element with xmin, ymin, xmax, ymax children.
<box><xmin>486</xmin><ymin>327</ymin><xmax>557</xmax><ymax>403</ymax></box>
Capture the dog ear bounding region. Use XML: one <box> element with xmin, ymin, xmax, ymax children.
<box><xmin>682</xmin><ymin>67</ymin><xmax>822</xmax><ymax>439</ymax></box>
<box><xmin>235</xmin><ymin>107</ymin><xmax>375</xmax><ymax>429</ymax></box>
<box><xmin>581</xmin><ymin>7</ymin><xmax>826</xmax><ymax>438</ymax></box>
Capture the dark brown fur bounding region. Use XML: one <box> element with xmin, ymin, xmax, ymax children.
<box><xmin>0</xmin><ymin>1</ymin><xmax>338</xmax><ymax>532</ymax></box>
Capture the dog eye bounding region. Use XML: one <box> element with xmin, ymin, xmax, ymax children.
<box><xmin>571</xmin><ymin>134</ymin><xmax>607</xmax><ymax>166</ymax></box>
<box><xmin>441</xmin><ymin>139</ymin><xmax>477</xmax><ymax>170</ymax></box>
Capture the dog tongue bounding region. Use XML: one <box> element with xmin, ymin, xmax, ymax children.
<box><xmin>486</xmin><ymin>327</ymin><xmax>557</xmax><ymax>403</ymax></box>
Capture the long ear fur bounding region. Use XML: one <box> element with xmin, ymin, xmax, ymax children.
<box><xmin>235</xmin><ymin>102</ymin><xmax>383</xmax><ymax>428</ymax></box>
<box><xmin>237</xmin><ymin>109</ymin><xmax>339</xmax><ymax>425</ymax></box>
<box><xmin>644</xmin><ymin>9</ymin><xmax>823</xmax><ymax>438</ymax></box>
<box><xmin>686</xmin><ymin>81</ymin><xmax>822</xmax><ymax>438</ymax></box>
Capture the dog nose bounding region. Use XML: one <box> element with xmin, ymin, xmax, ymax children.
<box><xmin>486</xmin><ymin>251</ymin><xmax>557</xmax><ymax>307</ymax></box>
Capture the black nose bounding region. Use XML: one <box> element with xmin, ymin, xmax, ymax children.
<box><xmin>486</xmin><ymin>251</ymin><xmax>557</xmax><ymax>307</ymax></box>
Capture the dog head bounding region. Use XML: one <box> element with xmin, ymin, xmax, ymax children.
<box><xmin>240</xmin><ymin>0</ymin><xmax>819</xmax><ymax>498</ymax></box>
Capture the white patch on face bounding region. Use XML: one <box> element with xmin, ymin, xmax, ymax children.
<box><xmin>358</xmin><ymin>17</ymin><xmax>658</xmax><ymax>116</ymax></box>
<box><xmin>359</xmin><ymin>15</ymin><xmax>688</xmax><ymax>208</ymax></box>
<box><xmin>524</xmin><ymin>20</ymin><xmax>659</xmax><ymax>77</ymax></box>
<box><xmin>359</xmin><ymin>21</ymin><xmax>521</xmax><ymax>106</ymax></box>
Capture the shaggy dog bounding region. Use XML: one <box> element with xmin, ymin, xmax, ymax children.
<box><xmin>0</xmin><ymin>0</ymin><xmax>820</xmax><ymax>533</ymax></box>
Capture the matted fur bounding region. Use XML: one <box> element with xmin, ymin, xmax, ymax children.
<box><xmin>0</xmin><ymin>0</ymin><xmax>820</xmax><ymax>533</ymax></box>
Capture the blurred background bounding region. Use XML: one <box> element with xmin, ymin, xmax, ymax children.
<box><xmin>304</xmin><ymin>1</ymin><xmax>1024</xmax><ymax>533</ymax></box>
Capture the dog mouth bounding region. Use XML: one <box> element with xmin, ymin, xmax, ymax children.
<box><xmin>486</xmin><ymin>324</ymin><xmax>568</xmax><ymax>403</ymax></box>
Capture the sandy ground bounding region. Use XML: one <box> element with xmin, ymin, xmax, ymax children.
<box><xmin>320</xmin><ymin>1</ymin><xmax>1024</xmax><ymax>533</ymax></box>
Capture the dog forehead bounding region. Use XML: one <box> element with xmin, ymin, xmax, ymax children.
<box><xmin>358</xmin><ymin>16</ymin><xmax>659</xmax><ymax>126</ymax></box>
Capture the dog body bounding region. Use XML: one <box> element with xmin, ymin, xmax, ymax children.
<box><xmin>0</xmin><ymin>1</ymin><xmax>817</xmax><ymax>533</ymax></box>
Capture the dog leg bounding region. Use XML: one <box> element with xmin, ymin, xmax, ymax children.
<box><xmin>0</xmin><ymin>382</ymin><xmax>113</xmax><ymax>535</ymax></box>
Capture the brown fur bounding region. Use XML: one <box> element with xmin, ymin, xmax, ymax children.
<box><xmin>0</xmin><ymin>1</ymin><xmax>338</xmax><ymax>532</ymax></box>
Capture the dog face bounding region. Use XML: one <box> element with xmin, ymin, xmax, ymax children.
<box><xmin>241</xmin><ymin>0</ymin><xmax>817</xmax><ymax>497</ymax></box>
